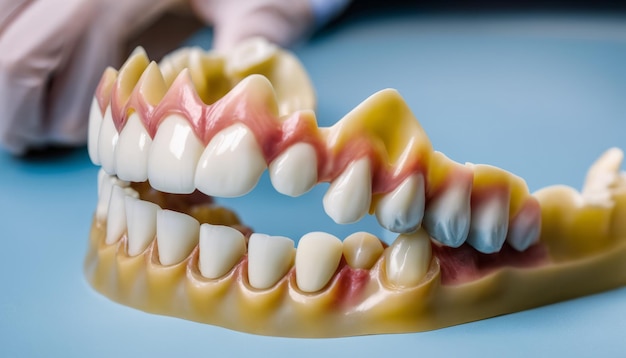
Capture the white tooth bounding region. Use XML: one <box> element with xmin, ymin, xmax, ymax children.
<box><xmin>376</xmin><ymin>174</ymin><xmax>425</xmax><ymax>233</ymax></box>
<box><xmin>198</xmin><ymin>224</ymin><xmax>246</xmax><ymax>279</ymax></box>
<box><xmin>156</xmin><ymin>210</ymin><xmax>200</xmax><ymax>265</ymax></box>
<box><xmin>422</xmin><ymin>181</ymin><xmax>471</xmax><ymax>247</ymax></box>
<box><xmin>466</xmin><ymin>195</ymin><xmax>510</xmax><ymax>254</ymax></box>
<box><xmin>88</xmin><ymin>98</ymin><xmax>103</xmax><ymax>165</ymax></box>
<box><xmin>507</xmin><ymin>202</ymin><xmax>541</xmax><ymax>252</ymax></box>
<box><xmin>115</xmin><ymin>113</ymin><xmax>152</xmax><ymax>182</ymax></box>
<box><xmin>148</xmin><ymin>115</ymin><xmax>203</xmax><ymax>194</ymax></box>
<box><xmin>97</xmin><ymin>168</ymin><xmax>108</xmax><ymax>197</ymax></box>
<box><xmin>98</xmin><ymin>106</ymin><xmax>118</xmax><ymax>175</ymax></box>
<box><xmin>385</xmin><ymin>229</ymin><xmax>432</xmax><ymax>288</ymax></box>
<box><xmin>323</xmin><ymin>158</ymin><xmax>372</xmax><ymax>224</ymax></box>
<box><xmin>295</xmin><ymin>232</ymin><xmax>342</xmax><ymax>293</ymax></box>
<box><xmin>342</xmin><ymin>231</ymin><xmax>384</xmax><ymax>269</ymax></box>
<box><xmin>195</xmin><ymin>123</ymin><xmax>266</xmax><ymax>197</ymax></box>
<box><xmin>125</xmin><ymin>196</ymin><xmax>159</xmax><ymax>256</ymax></box>
<box><xmin>105</xmin><ymin>185</ymin><xmax>127</xmax><ymax>245</ymax></box>
<box><xmin>247</xmin><ymin>233</ymin><xmax>294</xmax><ymax>289</ymax></box>
<box><xmin>96</xmin><ymin>174</ymin><xmax>115</xmax><ymax>220</ymax></box>
<box><xmin>269</xmin><ymin>143</ymin><xmax>318</xmax><ymax>197</ymax></box>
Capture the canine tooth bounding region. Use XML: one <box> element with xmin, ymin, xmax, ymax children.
<box><xmin>125</xmin><ymin>197</ymin><xmax>159</xmax><ymax>256</ymax></box>
<box><xmin>115</xmin><ymin>113</ymin><xmax>152</xmax><ymax>182</ymax></box>
<box><xmin>376</xmin><ymin>174</ymin><xmax>425</xmax><ymax>233</ymax></box>
<box><xmin>88</xmin><ymin>98</ymin><xmax>103</xmax><ymax>164</ymax></box>
<box><xmin>148</xmin><ymin>115</ymin><xmax>203</xmax><ymax>194</ymax></box>
<box><xmin>156</xmin><ymin>210</ymin><xmax>200</xmax><ymax>266</ymax></box>
<box><xmin>97</xmin><ymin>106</ymin><xmax>118</xmax><ymax>175</ymax></box>
<box><xmin>343</xmin><ymin>232</ymin><xmax>384</xmax><ymax>269</ymax></box>
<box><xmin>195</xmin><ymin>123</ymin><xmax>267</xmax><ymax>197</ymax></box>
<box><xmin>385</xmin><ymin>229</ymin><xmax>432</xmax><ymax>288</ymax></box>
<box><xmin>96</xmin><ymin>174</ymin><xmax>114</xmax><ymax>220</ymax></box>
<box><xmin>198</xmin><ymin>224</ymin><xmax>246</xmax><ymax>279</ymax></box>
<box><xmin>422</xmin><ymin>181</ymin><xmax>471</xmax><ymax>247</ymax></box>
<box><xmin>323</xmin><ymin>158</ymin><xmax>372</xmax><ymax>224</ymax></box>
<box><xmin>105</xmin><ymin>185</ymin><xmax>127</xmax><ymax>245</ymax></box>
<box><xmin>247</xmin><ymin>233</ymin><xmax>294</xmax><ymax>289</ymax></box>
<box><xmin>269</xmin><ymin>143</ymin><xmax>318</xmax><ymax>196</ymax></box>
<box><xmin>507</xmin><ymin>201</ymin><xmax>541</xmax><ymax>251</ymax></box>
<box><xmin>295</xmin><ymin>232</ymin><xmax>342</xmax><ymax>293</ymax></box>
<box><xmin>466</xmin><ymin>195</ymin><xmax>510</xmax><ymax>254</ymax></box>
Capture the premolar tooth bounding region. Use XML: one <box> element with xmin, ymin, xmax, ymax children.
<box><xmin>156</xmin><ymin>210</ymin><xmax>200</xmax><ymax>265</ymax></box>
<box><xmin>342</xmin><ymin>232</ymin><xmax>384</xmax><ymax>269</ymax></box>
<box><xmin>422</xmin><ymin>181</ymin><xmax>471</xmax><ymax>247</ymax></box>
<box><xmin>376</xmin><ymin>174</ymin><xmax>425</xmax><ymax>233</ymax></box>
<box><xmin>105</xmin><ymin>185</ymin><xmax>127</xmax><ymax>245</ymax></box>
<box><xmin>323</xmin><ymin>158</ymin><xmax>372</xmax><ymax>224</ymax></box>
<box><xmin>269</xmin><ymin>143</ymin><xmax>318</xmax><ymax>196</ymax></box>
<box><xmin>295</xmin><ymin>232</ymin><xmax>342</xmax><ymax>293</ymax></box>
<box><xmin>97</xmin><ymin>106</ymin><xmax>118</xmax><ymax>175</ymax></box>
<box><xmin>198</xmin><ymin>224</ymin><xmax>246</xmax><ymax>279</ymax></box>
<box><xmin>247</xmin><ymin>233</ymin><xmax>294</xmax><ymax>289</ymax></box>
<box><xmin>148</xmin><ymin>115</ymin><xmax>203</xmax><ymax>194</ymax></box>
<box><xmin>466</xmin><ymin>194</ymin><xmax>510</xmax><ymax>254</ymax></box>
<box><xmin>125</xmin><ymin>197</ymin><xmax>159</xmax><ymax>256</ymax></box>
<box><xmin>88</xmin><ymin>98</ymin><xmax>103</xmax><ymax>164</ymax></box>
<box><xmin>115</xmin><ymin>113</ymin><xmax>152</xmax><ymax>182</ymax></box>
<box><xmin>385</xmin><ymin>229</ymin><xmax>432</xmax><ymax>288</ymax></box>
<box><xmin>195</xmin><ymin>123</ymin><xmax>266</xmax><ymax>197</ymax></box>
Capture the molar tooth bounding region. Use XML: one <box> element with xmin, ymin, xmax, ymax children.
<box><xmin>295</xmin><ymin>232</ymin><xmax>342</xmax><ymax>293</ymax></box>
<box><xmin>507</xmin><ymin>200</ymin><xmax>541</xmax><ymax>252</ymax></box>
<box><xmin>269</xmin><ymin>143</ymin><xmax>318</xmax><ymax>196</ymax></box>
<box><xmin>88</xmin><ymin>98</ymin><xmax>103</xmax><ymax>164</ymax></box>
<box><xmin>156</xmin><ymin>210</ymin><xmax>200</xmax><ymax>266</ymax></box>
<box><xmin>97</xmin><ymin>106</ymin><xmax>118</xmax><ymax>175</ymax></box>
<box><xmin>376</xmin><ymin>174</ymin><xmax>425</xmax><ymax>233</ymax></box>
<box><xmin>385</xmin><ymin>229</ymin><xmax>432</xmax><ymax>288</ymax></box>
<box><xmin>115</xmin><ymin>113</ymin><xmax>152</xmax><ymax>182</ymax></box>
<box><xmin>198</xmin><ymin>224</ymin><xmax>246</xmax><ymax>279</ymax></box>
<box><xmin>148</xmin><ymin>114</ymin><xmax>203</xmax><ymax>194</ymax></box>
<box><xmin>343</xmin><ymin>232</ymin><xmax>384</xmax><ymax>269</ymax></box>
<box><xmin>466</xmin><ymin>194</ymin><xmax>510</xmax><ymax>254</ymax></box>
<box><xmin>423</xmin><ymin>181</ymin><xmax>471</xmax><ymax>247</ymax></box>
<box><xmin>125</xmin><ymin>196</ymin><xmax>159</xmax><ymax>256</ymax></box>
<box><xmin>105</xmin><ymin>185</ymin><xmax>128</xmax><ymax>245</ymax></box>
<box><xmin>323</xmin><ymin>158</ymin><xmax>372</xmax><ymax>224</ymax></box>
<box><xmin>247</xmin><ymin>233</ymin><xmax>294</xmax><ymax>289</ymax></box>
<box><xmin>195</xmin><ymin>123</ymin><xmax>266</xmax><ymax>198</ymax></box>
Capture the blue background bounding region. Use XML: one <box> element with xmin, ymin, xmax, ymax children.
<box><xmin>2</xmin><ymin>13</ymin><xmax>626</xmax><ymax>357</ymax></box>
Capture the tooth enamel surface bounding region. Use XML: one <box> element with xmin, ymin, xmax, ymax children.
<box><xmin>195</xmin><ymin>123</ymin><xmax>267</xmax><ymax>198</ymax></box>
<box><xmin>295</xmin><ymin>232</ymin><xmax>343</xmax><ymax>293</ymax></box>
<box><xmin>148</xmin><ymin>115</ymin><xmax>204</xmax><ymax>194</ymax></box>
<box><xmin>323</xmin><ymin>158</ymin><xmax>372</xmax><ymax>224</ymax></box>
<box><xmin>376</xmin><ymin>174</ymin><xmax>425</xmax><ymax>233</ymax></box>
<box><xmin>96</xmin><ymin>174</ymin><xmax>115</xmax><ymax>220</ymax></box>
<box><xmin>422</xmin><ymin>182</ymin><xmax>471</xmax><ymax>247</ymax></box>
<box><xmin>507</xmin><ymin>203</ymin><xmax>541</xmax><ymax>252</ymax></box>
<box><xmin>466</xmin><ymin>195</ymin><xmax>510</xmax><ymax>254</ymax></box>
<box><xmin>125</xmin><ymin>196</ymin><xmax>159</xmax><ymax>256</ymax></box>
<box><xmin>88</xmin><ymin>98</ymin><xmax>103</xmax><ymax>164</ymax></box>
<box><xmin>385</xmin><ymin>229</ymin><xmax>432</xmax><ymax>288</ymax></box>
<box><xmin>105</xmin><ymin>185</ymin><xmax>128</xmax><ymax>245</ymax></box>
<box><xmin>343</xmin><ymin>232</ymin><xmax>384</xmax><ymax>269</ymax></box>
<box><xmin>247</xmin><ymin>233</ymin><xmax>294</xmax><ymax>290</ymax></box>
<box><xmin>156</xmin><ymin>210</ymin><xmax>200</xmax><ymax>266</ymax></box>
<box><xmin>115</xmin><ymin>113</ymin><xmax>152</xmax><ymax>182</ymax></box>
<box><xmin>97</xmin><ymin>106</ymin><xmax>118</xmax><ymax>175</ymax></box>
<box><xmin>226</xmin><ymin>37</ymin><xmax>277</xmax><ymax>76</ymax></box>
<box><xmin>199</xmin><ymin>224</ymin><xmax>246</xmax><ymax>279</ymax></box>
<box><xmin>269</xmin><ymin>143</ymin><xmax>318</xmax><ymax>197</ymax></box>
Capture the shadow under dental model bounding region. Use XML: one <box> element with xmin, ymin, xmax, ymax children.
<box><xmin>84</xmin><ymin>37</ymin><xmax>626</xmax><ymax>337</ymax></box>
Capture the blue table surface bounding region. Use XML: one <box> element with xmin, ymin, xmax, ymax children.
<box><xmin>2</xmin><ymin>13</ymin><xmax>626</xmax><ymax>357</ymax></box>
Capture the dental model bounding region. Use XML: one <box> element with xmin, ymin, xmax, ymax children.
<box><xmin>85</xmin><ymin>37</ymin><xmax>626</xmax><ymax>337</ymax></box>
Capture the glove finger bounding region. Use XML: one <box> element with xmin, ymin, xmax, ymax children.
<box><xmin>0</xmin><ymin>0</ymin><xmax>32</xmax><ymax>35</ymax></box>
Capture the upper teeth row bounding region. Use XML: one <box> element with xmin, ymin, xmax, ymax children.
<box><xmin>98</xmin><ymin>171</ymin><xmax>432</xmax><ymax>292</ymax></box>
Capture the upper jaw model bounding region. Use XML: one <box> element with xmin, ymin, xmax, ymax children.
<box><xmin>85</xmin><ymin>37</ymin><xmax>626</xmax><ymax>338</ymax></box>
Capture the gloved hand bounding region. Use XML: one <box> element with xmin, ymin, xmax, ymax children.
<box><xmin>0</xmin><ymin>0</ymin><xmax>348</xmax><ymax>155</ymax></box>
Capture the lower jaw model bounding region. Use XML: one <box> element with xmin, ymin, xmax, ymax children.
<box><xmin>85</xmin><ymin>38</ymin><xmax>626</xmax><ymax>338</ymax></box>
